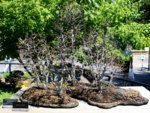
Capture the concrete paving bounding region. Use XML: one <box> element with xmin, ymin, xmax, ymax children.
<box><xmin>0</xmin><ymin>59</ymin><xmax>25</xmax><ymax>73</ymax></box>
<box><xmin>0</xmin><ymin>86</ymin><xmax>150</xmax><ymax>113</ymax></box>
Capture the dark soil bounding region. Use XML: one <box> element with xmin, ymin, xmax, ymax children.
<box><xmin>20</xmin><ymin>83</ymin><xmax>149</xmax><ymax>108</ymax></box>
<box><xmin>5</xmin><ymin>70</ymin><xmax>25</xmax><ymax>87</ymax></box>
<box><xmin>20</xmin><ymin>86</ymin><xmax>78</xmax><ymax>108</ymax></box>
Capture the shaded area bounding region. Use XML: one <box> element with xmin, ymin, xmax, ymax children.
<box><xmin>105</xmin><ymin>71</ymin><xmax>150</xmax><ymax>91</ymax></box>
<box><xmin>134</xmin><ymin>72</ymin><xmax>150</xmax><ymax>90</ymax></box>
<box><xmin>0</xmin><ymin>84</ymin><xmax>19</xmax><ymax>105</ymax></box>
<box><xmin>134</xmin><ymin>72</ymin><xmax>150</xmax><ymax>85</ymax></box>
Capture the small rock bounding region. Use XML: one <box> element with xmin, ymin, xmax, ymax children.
<box><xmin>0</xmin><ymin>74</ymin><xmax>5</xmax><ymax>82</ymax></box>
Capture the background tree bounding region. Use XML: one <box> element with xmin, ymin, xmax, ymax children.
<box><xmin>83</xmin><ymin>0</ymin><xmax>150</xmax><ymax>50</ymax></box>
<box><xmin>111</xmin><ymin>23</ymin><xmax>150</xmax><ymax>49</ymax></box>
<box><xmin>0</xmin><ymin>0</ymin><xmax>149</xmax><ymax>59</ymax></box>
<box><xmin>0</xmin><ymin>0</ymin><xmax>57</xmax><ymax>58</ymax></box>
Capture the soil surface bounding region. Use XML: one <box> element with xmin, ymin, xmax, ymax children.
<box><xmin>20</xmin><ymin>83</ymin><xmax>149</xmax><ymax>108</ymax></box>
<box><xmin>20</xmin><ymin>86</ymin><xmax>78</xmax><ymax>108</ymax></box>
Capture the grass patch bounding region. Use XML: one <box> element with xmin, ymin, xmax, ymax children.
<box><xmin>0</xmin><ymin>72</ymin><xmax>31</xmax><ymax>105</ymax></box>
<box><xmin>1</xmin><ymin>72</ymin><xmax>32</xmax><ymax>78</ymax></box>
<box><xmin>0</xmin><ymin>87</ymin><xmax>19</xmax><ymax>105</ymax></box>
<box><xmin>23</xmin><ymin>73</ymin><xmax>32</xmax><ymax>78</ymax></box>
<box><xmin>1</xmin><ymin>73</ymin><xmax>10</xmax><ymax>78</ymax></box>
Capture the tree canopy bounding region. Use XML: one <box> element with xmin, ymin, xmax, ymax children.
<box><xmin>0</xmin><ymin>0</ymin><xmax>58</xmax><ymax>58</ymax></box>
<box><xmin>0</xmin><ymin>0</ymin><xmax>150</xmax><ymax>59</ymax></box>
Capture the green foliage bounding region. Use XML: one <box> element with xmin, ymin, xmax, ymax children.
<box><xmin>1</xmin><ymin>72</ymin><xmax>32</xmax><ymax>78</ymax></box>
<box><xmin>23</xmin><ymin>73</ymin><xmax>33</xmax><ymax>78</ymax></box>
<box><xmin>111</xmin><ymin>23</ymin><xmax>150</xmax><ymax>49</ymax></box>
<box><xmin>0</xmin><ymin>0</ymin><xmax>57</xmax><ymax>58</ymax></box>
<box><xmin>0</xmin><ymin>87</ymin><xmax>19</xmax><ymax>105</ymax></box>
<box><xmin>1</xmin><ymin>0</ymin><xmax>149</xmax><ymax>90</ymax></box>
<box><xmin>0</xmin><ymin>0</ymin><xmax>149</xmax><ymax>59</ymax></box>
<box><xmin>74</xmin><ymin>47</ymin><xmax>89</xmax><ymax>63</ymax></box>
<box><xmin>112</xmin><ymin>49</ymin><xmax>132</xmax><ymax>62</ymax></box>
<box><xmin>83</xmin><ymin>0</ymin><xmax>149</xmax><ymax>50</ymax></box>
<box><xmin>84</xmin><ymin>0</ymin><xmax>141</xmax><ymax>28</ymax></box>
<box><xmin>0</xmin><ymin>91</ymin><xmax>13</xmax><ymax>105</ymax></box>
<box><xmin>1</xmin><ymin>72</ymin><xmax>10</xmax><ymax>78</ymax></box>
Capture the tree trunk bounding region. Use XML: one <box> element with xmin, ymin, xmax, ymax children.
<box><xmin>45</xmin><ymin>75</ymin><xmax>49</xmax><ymax>89</ymax></box>
<box><xmin>17</xmin><ymin>58</ymin><xmax>33</xmax><ymax>77</ymax></box>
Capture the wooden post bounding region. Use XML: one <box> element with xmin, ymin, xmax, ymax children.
<box><xmin>148</xmin><ymin>47</ymin><xmax>150</xmax><ymax>71</ymax></box>
<box><xmin>9</xmin><ymin>63</ymin><xmax>12</xmax><ymax>75</ymax></box>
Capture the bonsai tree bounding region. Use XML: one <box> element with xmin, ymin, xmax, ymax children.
<box><xmin>52</xmin><ymin>2</ymin><xmax>86</xmax><ymax>86</ymax></box>
<box><xmin>18</xmin><ymin>34</ymin><xmax>52</xmax><ymax>88</ymax></box>
<box><xmin>81</xmin><ymin>29</ymin><xmax>122</xmax><ymax>92</ymax></box>
<box><xmin>1</xmin><ymin>0</ymin><xmax>149</xmax><ymax>109</ymax></box>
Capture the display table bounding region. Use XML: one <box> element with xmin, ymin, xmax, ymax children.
<box><xmin>0</xmin><ymin>86</ymin><xmax>150</xmax><ymax>113</ymax></box>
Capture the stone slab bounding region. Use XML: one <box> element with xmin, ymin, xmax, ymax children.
<box><xmin>0</xmin><ymin>86</ymin><xmax>150</xmax><ymax>113</ymax></box>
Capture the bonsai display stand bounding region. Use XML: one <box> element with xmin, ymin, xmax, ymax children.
<box><xmin>0</xmin><ymin>86</ymin><xmax>150</xmax><ymax>113</ymax></box>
